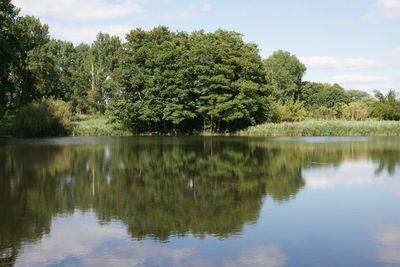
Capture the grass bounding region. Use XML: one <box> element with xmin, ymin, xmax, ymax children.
<box><xmin>2</xmin><ymin>117</ymin><xmax>400</xmax><ymax>137</ymax></box>
<box><xmin>236</xmin><ymin>119</ymin><xmax>400</xmax><ymax>136</ymax></box>
<box><xmin>70</xmin><ymin>116</ymin><xmax>132</xmax><ymax>136</ymax></box>
<box><xmin>0</xmin><ymin>116</ymin><xmax>132</xmax><ymax>137</ymax></box>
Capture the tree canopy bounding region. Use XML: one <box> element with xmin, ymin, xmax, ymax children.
<box><xmin>1</xmin><ymin>0</ymin><xmax>399</xmax><ymax>135</ymax></box>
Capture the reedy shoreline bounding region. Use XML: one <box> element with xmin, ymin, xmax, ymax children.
<box><xmin>2</xmin><ymin>118</ymin><xmax>400</xmax><ymax>137</ymax></box>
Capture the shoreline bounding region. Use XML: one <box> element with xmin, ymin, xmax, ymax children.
<box><xmin>2</xmin><ymin>118</ymin><xmax>400</xmax><ymax>138</ymax></box>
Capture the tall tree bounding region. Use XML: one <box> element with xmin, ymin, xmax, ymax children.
<box><xmin>110</xmin><ymin>27</ymin><xmax>271</xmax><ymax>133</ymax></box>
<box><xmin>189</xmin><ymin>30</ymin><xmax>270</xmax><ymax>131</ymax></box>
<box><xmin>0</xmin><ymin>0</ymin><xmax>19</xmax><ymax>116</ymax></box>
<box><xmin>264</xmin><ymin>50</ymin><xmax>306</xmax><ymax>101</ymax></box>
<box><xmin>69</xmin><ymin>43</ymin><xmax>91</xmax><ymax>113</ymax></box>
<box><xmin>88</xmin><ymin>33</ymin><xmax>122</xmax><ymax>113</ymax></box>
<box><xmin>300</xmin><ymin>82</ymin><xmax>349</xmax><ymax>109</ymax></box>
<box><xmin>10</xmin><ymin>15</ymin><xmax>50</xmax><ymax>107</ymax></box>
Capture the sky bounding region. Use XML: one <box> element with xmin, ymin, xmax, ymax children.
<box><xmin>12</xmin><ymin>0</ymin><xmax>400</xmax><ymax>94</ymax></box>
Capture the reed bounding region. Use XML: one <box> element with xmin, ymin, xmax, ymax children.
<box><xmin>237</xmin><ymin>119</ymin><xmax>400</xmax><ymax>136</ymax></box>
<box><xmin>71</xmin><ymin>117</ymin><xmax>132</xmax><ymax>136</ymax></box>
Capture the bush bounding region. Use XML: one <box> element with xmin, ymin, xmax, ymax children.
<box><xmin>369</xmin><ymin>90</ymin><xmax>400</xmax><ymax>120</ymax></box>
<box><xmin>342</xmin><ymin>102</ymin><xmax>369</xmax><ymax>121</ymax></box>
<box><xmin>312</xmin><ymin>104</ymin><xmax>343</xmax><ymax>120</ymax></box>
<box><xmin>271</xmin><ymin>99</ymin><xmax>308</xmax><ymax>122</ymax></box>
<box><xmin>15</xmin><ymin>99</ymin><xmax>72</xmax><ymax>137</ymax></box>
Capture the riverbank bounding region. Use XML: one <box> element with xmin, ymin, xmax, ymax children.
<box><xmin>0</xmin><ymin>116</ymin><xmax>132</xmax><ymax>137</ymax></box>
<box><xmin>237</xmin><ymin>119</ymin><xmax>400</xmax><ymax>136</ymax></box>
<box><xmin>72</xmin><ymin>118</ymin><xmax>400</xmax><ymax>137</ymax></box>
<box><xmin>2</xmin><ymin>117</ymin><xmax>400</xmax><ymax>137</ymax></box>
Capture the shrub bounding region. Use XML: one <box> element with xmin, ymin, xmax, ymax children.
<box><xmin>271</xmin><ymin>99</ymin><xmax>308</xmax><ymax>122</ymax></box>
<box><xmin>369</xmin><ymin>90</ymin><xmax>400</xmax><ymax>120</ymax></box>
<box><xmin>312</xmin><ymin>105</ymin><xmax>342</xmax><ymax>120</ymax></box>
<box><xmin>15</xmin><ymin>99</ymin><xmax>72</xmax><ymax>137</ymax></box>
<box><xmin>343</xmin><ymin>102</ymin><xmax>369</xmax><ymax>121</ymax></box>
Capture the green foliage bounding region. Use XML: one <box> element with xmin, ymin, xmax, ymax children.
<box><xmin>0</xmin><ymin>118</ymin><xmax>16</xmax><ymax>137</ymax></box>
<box><xmin>1</xmin><ymin>0</ymin><xmax>399</xmax><ymax>135</ymax></box>
<box><xmin>346</xmin><ymin>89</ymin><xmax>372</xmax><ymax>103</ymax></box>
<box><xmin>109</xmin><ymin>27</ymin><xmax>270</xmax><ymax>133</ymax></box>
<box><xmin>312</xmin><ymin>104</ymin><xmax>345</xmax><ymax>120</ymax></box>
<box><xmin>238</xmin><ymin>119</ymin><xmax>400</xmax><ymax>136</ymax></box>
<box><xmin>10</xmin><ymin>15</ymin><xmax>51</xmax><ymax>106</ymax></box>
<box><xmin>70</xmin><ymin>43</ymin><xmax>92</xmax><ymax>113</ymax></box>
<box><xmin>369</xmin><ymin>90</ymin><xmax>400</xmax><ymax>120</ymax></box>
<box><xmin>87</xmin><ymin>33</ymin><xmax>122</xmax><ymax>113</ymax></box>
<box><xmin>300</xmin><ymin>82</ymin><xmax>349</xmax><ymax>109</ymax></box>
<box><xmin>0</xmin><ymin>0</ymin><xmax>19</xmax><ymax>117</ymax></box>
<box><xmin>342</xmin><ymin>102</ymin><xmax>369</xmax><ymax>121</ymax></box>
<box><xmin>263</xmin><ymin>50</ymin><xmax>306</xmax><ymax>101</ymax></box>
<box><xmin>70</xmin><ymin>116</ymin><xmax>131</xmax><ymax>136</ymax></box>
<box><xmin>15</xmin><ymin>99</ymin><xmax>72</xmax><ymax>137</ymax></box>
<box><xmin>271</xmin><ymin>98</ymin><xmax>308</xmax><ymax>122</ymax></box>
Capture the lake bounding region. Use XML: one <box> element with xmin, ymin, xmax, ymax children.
<box><xmin>0</xmin><ymin>136</ymin><xmax>399</xmax><ymax>266</ymax></box>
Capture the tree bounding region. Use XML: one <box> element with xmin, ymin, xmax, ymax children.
<box><xmin>369</xmin><ymin>90</ymin><xmax>400</xmax><ymax>120</ymax></box>
<box><xmin>189</xmin><ymin>30</ymin><xmax>269</xmax><ymax>132</ymax></box>
<box><xmin>272</xmin><ymin>98</ymin><xmax>308</xmax><ymax>122</ymax></box>
<box><xmin>300</xmin><ymin>82</ymin><xmax>349</xmax><ymax>109</ymax></box>
<box><xmin>346</xmin><ymin>89</ymin><xmax>371</xmax><ymax>103</ymax></box>
<box><xmin>9</xmin><ymin>15</ymin><xmax>50</xmax><ymax>107</ymax></box>
<box><xmin>343</xmin><ymin>102</ymin><xmax>369</xmax><ymax>121</ymax></box>
<box><xmin>109</xmin><ymin>27</ymin><xmax>271</xmax><ymax>133</ymax></box>
<box><xmin>263</xmin><ymin>50</ymin><xmax>306</xmax><ymax>101</ymax></box>
<box><xmin>88</xmin><ymin>33</ymin><xmax>122</xmax><ymax>113</ymax></box>
<box><xmin>70</xmin><ymin>43</ymin><xmax>91</xmax><ymax>113</ymax></box>
<box><xmin>0</xmin><ymin>0</ymin><xmax>19</xmax><ymax>116</ymax></box>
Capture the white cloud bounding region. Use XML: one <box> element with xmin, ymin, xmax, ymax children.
<box><xmin>202</xmin><ymin>3</ymin><xmax>212</xmax><ymax>11</ymax></box>
<box><xmin>322</xmin><ymin>74</ymin><xmax>388</xmax><ymax>84</ymax></box>
<box><xmin>300</xmin><ymin>56</ymin><xmax>384</xmax><ymax>70</ymax></box>
<box><xmin>224</xmin><ymin>246</ymin><xmax>286</xmax><ymax>267</ymax></box>
<box><xmin>47</xmin><ymin>23</ymin><xmax>135</xmax><ymax>44</ymax></box>
<box><xmin>375</xmin><ymin>0</ymin><xmax>400</xmax><ymax>18</ymax></box>
<box><xmin>164</xmin><ymin>4</ymin><xmax>211</xmax><ymax>19</ymax></box>
<box><xmin>387</xmin><ymin>183</ymin><xmax>400</xmax><ymax>197</ymax></box>
<box><xmin>390</xmin><ymin>47</ymin><xmax>400</xmax><ymax>58</ymax></box>
<box><xmin>15</xmin><ymin>211</ymin><xmax>194</xmax><ymax>266</ymax></box>
<box><xmin>13</xmin><ymin>0</ymin><xmax>145</xmax><ymax>22</ymax></box>
<box><xmin>303</xmin><ymin>161</ymin><xmax>378</xmax><ymax>189</ymax></box>
<box><xmin>376</xmin><ymin>225</ymin><xmax>400</xmax><ymax>264</ymax></box>
<box><xmin>363</xmin><ymin>0</ymin><xmax>400</xmax><ymax>20</ymax></box>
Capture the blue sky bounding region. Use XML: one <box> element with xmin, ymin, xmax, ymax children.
<box><xmin>13</xmin><ymin>0</ymin><xmax>400</xmax><ymax>94</ymax></box>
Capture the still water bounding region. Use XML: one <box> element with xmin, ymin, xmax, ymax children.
<box><xmin>0</xmin><ymin>137</ymin><xmax>399</xmax><ymax>266</ymax></box>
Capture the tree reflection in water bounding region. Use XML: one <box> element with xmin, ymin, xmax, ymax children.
<box><xmin>0</xmin><ymin>137</ymin><xmax>399</xmax><ymax>265</ymax></box>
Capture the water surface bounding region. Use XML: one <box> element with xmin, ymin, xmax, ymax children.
<box><xmin>1</xmin><ymin>137</ymin><xmax>399</xmax><ymax>266</ymax></box>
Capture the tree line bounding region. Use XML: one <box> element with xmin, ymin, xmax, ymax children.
<box><xmin>1</xmin><ymin>0</ymin><xmax>399</xmax><ymax>134</ymax></box>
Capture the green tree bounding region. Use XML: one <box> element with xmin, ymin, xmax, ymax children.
<box><xmin>346</xmin><ymin>89</ymin><xmax>371</xmax><ymax>103</ymax></box>
<box><xmin>88</xmin><ymin>33</ymin><xmax>122</xmax><ymax>113</ymax></box>
<box><xmin>0</xmin><ymin>0</ymin><xmax>19</xmax><ymax>116</ymax></box>
<box><xmin>300</xmin><ymin>82</ymin><xmax>349</xmax><ymax>110</ymax></box>
<box><xmin>70</xmin><ymin>43</ymin><xmax>92</xmax><ymax>113</ymax></box>
<box><xmin>263</xmin><ymin>50</ymin><xmax>306</xmax><ymax>101</ymax></box>
<box><xmin>9</xmin><ymin>15</ymin><xmax>50</xmax><ymax>107</ymax></box>
<box><xmin>110</xmin><ymin>27</ymin><xmax>271</xmax><ymax>133</ymax></box>
<box><xmin>343</xmin><ymin>102</ymin><xmax>369</xmax><ymax>121</ymax></box>
<box><xmin>272</xmin><ymin>98</ymin><xmax>308</xmax><ymax>122</ymax></box>
<box><xmin>369</xmin><ymin>90</ymin><xmax>400</xmax><ymax>120</ymax></box>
